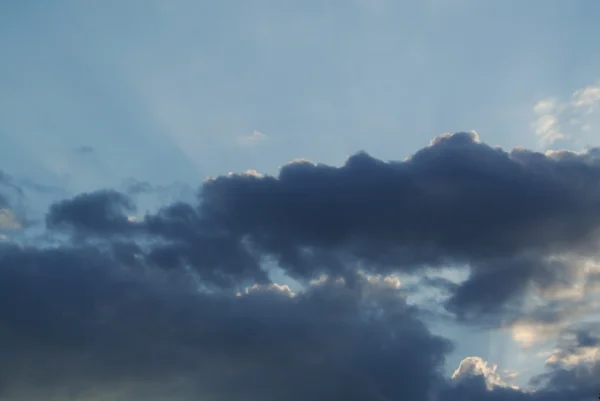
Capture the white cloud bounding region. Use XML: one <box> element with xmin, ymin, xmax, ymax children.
<box><xmin>309</xmin><ymin>274</ymin><xmax>346</xmax><ymax>287</ymax></box>
<box><xmin>429</xmin><ymin>130</ymin><xmax>480</xmax><ymax>147</ymax></box>
<box><xmin>237</xmin><ymin>283</ymin><xmax>296</xmax><ymax>298</ymax></box>
<box><xmin>531</xmin><ymin>82</ymin><xmax>600</xmax><ymax>146</ymax></box>
<box><xmin>545</xmin><ymin>346</ymin><xmax>600</xmax><ymax>367</ymax></box>
<box><xmin>533</xmin><ymin>98</ymin><xmax>557</xmax><ymax>115</ymax></box>
<box><xmin>357</xmin><ymin>270</ymin><xmax>402</xmax><ymax>289</ymax></box>
<box><xmin>227</xmin><ymin>169</ymin><xmax>264</xmax><ymax>178</ymax></box>
<box><xmin>451</xmin><ymin>356</ymin><xmax>519</xmax><ymax>390</ymax></box>
<box><xmin>237</xmin><ymin>130</ymin><xmax>268</xmax><ymax>147</ymax></box>
<box><xmin>532</xmin><ymin>114</ymin><xmax>564</xmax><ymax>144</ymax></box>
<box><xmin>572</xmin><ymin>84</ymin><xmax>600</xmax><ymax>111</ymax></box>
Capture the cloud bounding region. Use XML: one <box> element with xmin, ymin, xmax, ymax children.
<box><xmin>451</xmin><ymin>356</ymin><xmax>519</xmax><ymax>390</ymax></box>
<box><xmin>237</xmin><ymin>130</ymin><xmax>268</xmax><ymax>147</ymax></box>
<box><xmin>533</xmin><ymin>98</ymin><xmax>558</xmax><ymax>115</ymax></box>
<box><xmin>41</xmin><ymin>132</ymin><xmax>600</xmax><ymax>323</ymax></box>
<box><xmin>532</xmin><ymin>82</ymin><xmax>600</xmax><ymax>146</ymax></box>
<box><xmin>544</xmin><ymin>323</ymin><xmax>600</xmax><ymax>367</ymax></box>
<box><xmin>0</xmin><ymin>244</ymin><xmax>451</xmax><ymax>400</ymax></box>
<box><xmin>499</xmin><ymin>255</ymin><xmax>600</xmax><ymax>351</ymax></box>
<box><xmin>1</xmin><ymin>241</ymin><xmax>598</xmax><ymax>400</ymax></box>
<box><xmin>572</xmin><ymin>84</ymin><xmax>600</xmax><ymax>111</ymax></box>
<box><xmin>46</xmin><ymin>190</ymin><xmax>136</xmax><ymax>235</ymax></box>
<box><xmin>4</xmin><ymin>132</ymin><xmax>600</xmax><ymax>399</ymax></box>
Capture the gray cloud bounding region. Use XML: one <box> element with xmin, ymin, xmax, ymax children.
<box><xmin>198</xmin><ymin>133</ymin><xmax>600</xmax><ymax>267</ymax></box>
<box><xmin>4</xmin><ymin>132</ymin><xmax>600</xmax><ymax>399</ymax></box>
<box><xmin>46</xmin><ymin>190</ymin><xmax>136</xmax><ymax>235</ymax></box>
<box><xmin>42</xmin><ymin>133</ymin><xmax>600</xmax><ymax>321</ymax></box>
<box><xmin>0</xmin><ymin>243</ymin><xmax>451</xmax><ymax>400</ymax></box>
<box><xmin>1</xmin><ymin>241</ymin><xmax>598</xmax><ymax>400</ymax></box>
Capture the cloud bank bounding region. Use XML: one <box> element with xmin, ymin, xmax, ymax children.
<box><xmin>1</xmin><ymin>132</ymin><xmax>599</xmax><ymax>400</ymax></box>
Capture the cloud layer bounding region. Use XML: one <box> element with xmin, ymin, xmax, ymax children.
<box><xmin>2</xmin><ymin>133</ymin><xmax>600</xmax><ymax>399</ymax></box>
<box><xmin>47</xmin><ymin>132</ymin><xmax>600</xmax><ymax>318</ymax></box>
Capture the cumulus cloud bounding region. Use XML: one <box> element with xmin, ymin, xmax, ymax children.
<box><xmin>451</xmin><ymin>356</ymin><xmax>519</xmax><ymax>390</ymax></box>
<box><xmin>1</xmin><ymin>240</ymin><xmax>597</xmax><ymax>400</ymax></box>
<box><xmin>2</xmin><ymin>132</ymin><xmax>600</xmax><ymax>399</ymax></box>
<box><xmin>41</xmin><ymin>132</ymin><xmax>600</xmax><ymax>322</ymax></box>
<box><xmin>46</xmin><ymin>190</ymin><xmax>136</xmax><ymax>235</ymax></box>
<box><xmin>0</xmin><ymin>244</ymin><xmax>450</xmax><ymax>400</ymax></box>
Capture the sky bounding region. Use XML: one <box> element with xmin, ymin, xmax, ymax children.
<box><xmin>1</xmin><ymin>1</ymin><xmax>600</xmax><ymax>400</ymax></box>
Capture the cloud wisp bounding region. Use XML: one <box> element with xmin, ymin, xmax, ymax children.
<box><xmin>532</xmin><ymin>82</ymin><xmax>600</xmax><ymax>147</ymax></box>
<box><xmin>237</xmin><ymin>130</ymin><xmax>268</xmax><ymax>147</ymax></box>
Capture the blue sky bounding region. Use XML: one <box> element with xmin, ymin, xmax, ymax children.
<box><xmin>1</xmin><ymin>1</ymin><xmax>600</xmax><ymax>398</ymax></box>
<box><xmin>3</xmin><ymin>0</ymin><xmax>600</xmax><ymax>190</ymax></box>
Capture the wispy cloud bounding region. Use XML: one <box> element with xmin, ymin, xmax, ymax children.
<box><xmin>237</xmin><ymin>130</ymin><xmax>268</xmax><ymax>147</ymax></box>
<box><xmin>531</xmin><ymin>82</ymin><xmax>600</xmax><ymax>147</ymax></box>
<box><xmin>572</xmin><ymin>85</ymin><xmax>600</xmax><ymax>111</ymax></box>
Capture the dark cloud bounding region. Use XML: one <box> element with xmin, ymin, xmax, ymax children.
<box><xmin>532</xmin><ymin>362</ymin><xmax>600</xmax><ymax>394</ymax></box>
<box><xmin>46</xmin><ymin>190</ymin><xmax>136</xmax><ymax>235</ymax></box>
<box><xmin>45</xmin><ymin>192</ymin><xmax>267</xmax><ymax>288</ymax></box>
<box><xmin>1</xmin><ymin>241</ymin><xmax>598</xmax><ymax>400</ymax></box>
<box><xmin>445</xmin><ymin>255</ymin><xmax>575</xmax><ymax>322</ymax></box>
<box><xmin>192</xmin><ymin>133</ymin><xmax>600</xmax><ymax>317</ymax></box>
<box><xmin>142</xmin><ymin>202</ymin><xmax>268</xmax><ymax>288</ymax></box>
<box><xmin>39</xmin><ymin>133</ymin><xmax>600</xmax><ymax>320</ymax></box>
<box><xmin>200</xmin><ymin>133</ymin><xmax>600</xmax><ymax>266</ymax></box>
<box><xmin>5</xmin><ymin>133</ymin><xmax>600</xmax><ymax>399</ymax></box>
<box><xmin>575</xmin><ymin>330</ymin><xmax>600</xmax><ymax>348</ymax></box>
<box><xmin>0</xmin><ymin>243</ymin><xmax>451</xmax><ymax>400</ymax></box>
